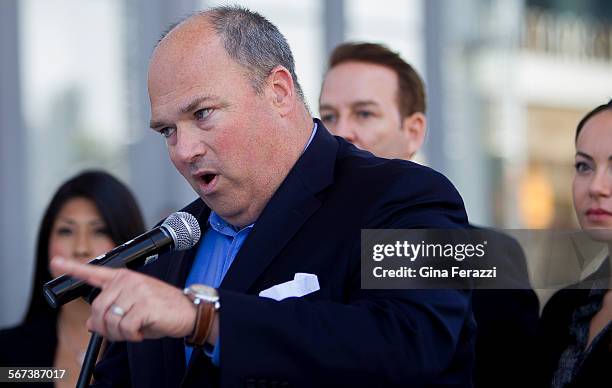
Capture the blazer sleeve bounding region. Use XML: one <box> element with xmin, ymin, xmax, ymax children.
<box><xmin>91</xmin><ymin>341</ymin><xmax>131</xmax><ymax>387</ymax></box>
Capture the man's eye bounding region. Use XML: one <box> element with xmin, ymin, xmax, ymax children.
<box><xmin>159</xmin><ymin>127</ymin><xmax>176</xmax><ymax>138</ymax></box>
<box><xmin>321</xmin><ymin>114</ymin><xmax>336</xmax><ymax>124</ymax></box>
<box><xmin>195</xmin><ymin>108</ymin><xmax>212</xmax><ymax>120</ymax></box>
<box><xmin>356</xmin><ymin>110</ymin><xmax>374</xmax><ymax>119</ymax></box>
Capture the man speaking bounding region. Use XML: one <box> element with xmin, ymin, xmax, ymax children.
<box><xmin>51</xmin><ymin>6</ymin><xmax>475</xmax><ymax>387</ymax></box>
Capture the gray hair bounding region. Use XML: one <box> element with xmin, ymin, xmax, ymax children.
<box><xmin>160</xmin><ymin>6</ymin><xmax>305</xmax><ymax>101</ymax></box>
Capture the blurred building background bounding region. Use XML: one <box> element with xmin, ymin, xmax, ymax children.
<box><xmin>1</xmin><ymin>0</ymin><xmax>611</xmax><ymax>327</ymax></box>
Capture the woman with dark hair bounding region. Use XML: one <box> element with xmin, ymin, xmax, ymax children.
<box><xmin>0</xmin><ymin>170</ymin><xmax>146</xmax><ymax>387</ymax></box>
<box><xmin>538</xmin><ymin>100</ymin><xmax>612</xmax><ymax>387</ymax></box>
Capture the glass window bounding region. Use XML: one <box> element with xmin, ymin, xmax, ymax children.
<box><xmin>19</xmin><ymin>0</ymin><xmax>129</xmax><ymax>213</ymax></box>
<box><xmin>345</xmin><ymin>0</ymin><xmax>425</xmax><ymax>76</ymax></box>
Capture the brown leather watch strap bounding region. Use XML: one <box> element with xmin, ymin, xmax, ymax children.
<box><xmin>185</xmin><ymin>302</ymin><xmax>215</xmax><ymax>347</ymax></box>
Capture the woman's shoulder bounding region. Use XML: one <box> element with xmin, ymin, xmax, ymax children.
<box><xmin>542</xmin><ymin>287</ymin><xmax>592</xmax><ymax>321</ymax></box>
<box><xmin>543</xmin><ymin>257</ymin><xmax>610</xmax><ymax>320</ymax></box>
<box><xmin>0</xmin><ymin>318</ymin><xmax>57</xmax><ymax>367</ymax></box>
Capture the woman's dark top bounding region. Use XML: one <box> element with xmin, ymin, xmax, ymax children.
<box><xmin>538</xmin><ymin>260</ymin><xmax>611</xmax><ymax>388</ymax></box>
<box><xmin>0</xmin><ymin>310</ymin><xmax>57</xmax><ymax>388</ymax></box>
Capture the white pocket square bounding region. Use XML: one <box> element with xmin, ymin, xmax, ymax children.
<box><xmin>258</xmin><ymin>273</ymin><xmax>320</xmax><ymax>301</ymax></box>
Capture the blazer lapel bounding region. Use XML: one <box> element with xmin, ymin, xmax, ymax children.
<box><xmin>219</xmin><ymin>175</ymin><xmax>321</xmax><ymax>293</ymax></box>
<box><xmin>220</xmin><ymin>121</ymin><xmax>338</xmax><ymax>293</ymax></box>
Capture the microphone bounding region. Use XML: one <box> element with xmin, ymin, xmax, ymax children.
<box><xmin>43</xmin><ymin>211</ymin><xmax>201</xmax><ymax>308</ymax></box>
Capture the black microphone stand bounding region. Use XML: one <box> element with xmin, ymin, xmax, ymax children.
<box><xmin>75</xmin><ymin>288</ymin><xmax>103</xmax><ymax>388</ymax></box>
<box><xmin>76</xmin><ymin>332</ymin><xmax>103</xmax><ymax>388</ymax></box>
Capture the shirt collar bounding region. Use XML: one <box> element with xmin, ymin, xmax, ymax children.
<box><xmin>207</xmin><ymin>211</ymin><xmax>254</xmax><ymax>237</ymax></box>
<box><xmin>304</xmin><ymin>122</ymin><xmax>317</xmax><ymax>152</ymax></box>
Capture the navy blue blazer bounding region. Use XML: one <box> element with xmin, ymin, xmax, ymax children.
<box><xmin>92</xmin><ymin>121</ymin><xmax>475</xmax><ymax>387</ymax></box>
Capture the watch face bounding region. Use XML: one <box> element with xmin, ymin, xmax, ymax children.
<box><xmin>190</xmin><ymin>284</ymin><xmax>213</xmax><ymax>295</ymax></box>
<box><xmin>189</xmin><ymin>284</ymin><xmax>219</xmax><ymax>302</ymax></box>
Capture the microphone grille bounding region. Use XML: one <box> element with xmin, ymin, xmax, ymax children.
<box><xmin>161</xmin><ymin>212</ymin><xmax>201</xmax><ymax>251</ymax></box>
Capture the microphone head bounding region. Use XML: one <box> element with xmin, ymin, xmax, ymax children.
<box><xmin>161</xmin><ymin>212</ymin><xmax>201</xmax><ymax>251</ymax></box>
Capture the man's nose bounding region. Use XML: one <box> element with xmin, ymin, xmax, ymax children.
<box><xmin>334</xmin><ymin>117</ymin><xmax>357</xmax><ymax>143</ymax></box>
<box><xmin>173</xmin><ymin>125</ymin><xmax>206</xmax><ymax>164</ymax></box>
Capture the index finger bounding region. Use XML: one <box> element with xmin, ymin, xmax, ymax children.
<box><xmin>50</xmin><ymin>257</ymin><xmax>117</xmax><ymax>289</ymax></box>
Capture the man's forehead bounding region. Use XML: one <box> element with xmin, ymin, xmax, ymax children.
<box><xmin>158</xmin><ymin>14</ymin><xmax>213</xmax><ymax>50</ymax></box>
<box><xmin>148</xmin><ymin>30</ymin><xmax>227</xmax><ymax>96</ymax></box>
<box><xmin>320</xmin><ymin>98</ymin><xmax>382</xmax><ymax>110</ymax></box>
<box><xmin>150</xmin><ymin>16</ymin><xmax>219</xmax><ymax>70</ymax></box>
<box><xmin>321</xmin><ymin>65</ymin><xmax>398</xmax><ymax>109</ymax></box>
<box><xmin>328</xmin><ymin>61</ymin><xmax>398</xmax><ymax>82</ymax></box>
<box><xmin>323</xmin><ymin>62</ymin><xmax>398</xmax><ymax>94</ymax></box>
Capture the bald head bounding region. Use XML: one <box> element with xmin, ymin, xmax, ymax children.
<box><xmin>153</xmin><ymin>6</ymin><xmax>304</xmax><ymax>100</ymax></box>
<box><xmin>149</xmin><ymin>17</ymin><xmax>212</xmax><ymax>92</ymax></box>
<box><xmin>146</xmin><ymin>6</ymin><xmax>313</xmax><ymax>228</ymax></box>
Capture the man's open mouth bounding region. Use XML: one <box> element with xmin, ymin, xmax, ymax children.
<box><xmin>201</xmin><ymin>173</ymin><xmax>216</xmax><ymax>184</ymax></box>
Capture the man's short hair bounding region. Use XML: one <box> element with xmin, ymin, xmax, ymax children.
<box><xmin>327</xmin><ymin>42</ymin><xmax>426</xmax><ymax>118</ymax></box>
<box><xmin>160</xmin><ymin>6</ymin><xmax>305</xmax><ymax>101</ymax></box>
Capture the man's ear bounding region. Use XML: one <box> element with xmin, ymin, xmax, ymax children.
<box><xmin>400</xmin><ymin>112</ymin><xmax>427</xmax><ymax>159</ymax></box>
<box><xmin>266</xmin><ymin>65</ymin><xmax>296</xmax><ymax>116</ymax></box>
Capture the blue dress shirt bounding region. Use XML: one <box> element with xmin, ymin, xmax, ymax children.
<box><xmin>184</xmin><ymin>122</ymin><xmax>318</xmax><ymax>366</ymax></box>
